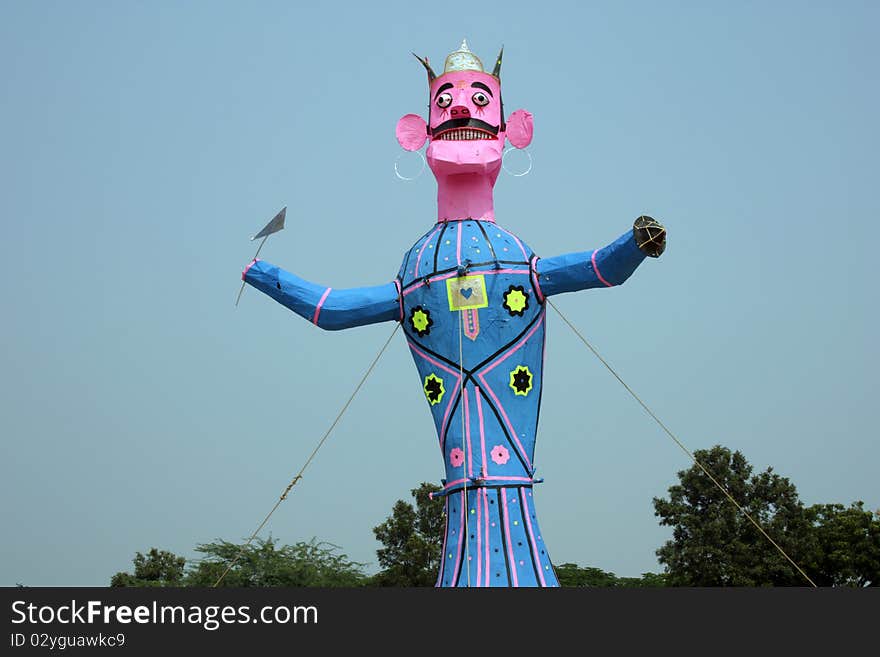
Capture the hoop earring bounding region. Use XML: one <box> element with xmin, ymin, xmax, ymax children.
<box><xmin>502</xmin><ymin>147</ymin><xmax>533</xmax><ymax>177</ymax></box>
<box><xmin>394</xmin><ymin>151</ymin><xmax>427</xmax><ymax>181</ymax></box>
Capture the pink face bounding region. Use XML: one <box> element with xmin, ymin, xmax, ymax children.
<box><xmin>426</xmin><ymin>71</ymin><xmax>504</xmax><ymax>178</ymax></box>
<box><xmin>396</xmin><ymin>70</ymin><xmax>533</xmax><ymax>182</ymax></box>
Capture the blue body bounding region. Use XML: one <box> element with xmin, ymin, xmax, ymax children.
<box><xmin>244</xmin><ymin>218</ymin><xmax>647</xmax><ymax>586</ymax></box>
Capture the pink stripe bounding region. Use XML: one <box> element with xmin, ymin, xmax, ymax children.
<box><xmin>402</xmin><ymin>268</ymin><xmax>529</xmax><ymax>296</ymax></box>
<box><xmin>402</xmin><ymin>280</ymin><xmax>425</xmax><ymax>297</ymax></box>
<box><xmin>500</xmin><ymin>227</ymin><xmax>528</xmax><ymax>261</ymax></box>
<box><xmin>451</xmin><ymin>490</ymin><xmax>465</xmax><ymax>586</ymax></box>
<box><xmin>436</xmin><ymin>496</ymin><xmax>449</xmax><ymax>586</ymax></box>
<box><xmin>520</xmin><ymin>488</ymin><xmax>547</xmax><ymax>586</ymax></box>
<box><xmin>406</xmin><ymin>340</ymin><xmax>462</xmax><ymax>450</ymax></box>
<box><xmin>480</xmin><ymin>312</ymin><xmax>545</xmax><ymax>375</ymax></box>
<box><xmin>441</xmin><ymin>475</ymin><xmax>534</xmax><ymax>490</ymax></box>
<box><xmin>463</xmin><ymin>387</ymin><xmax>473</xmax><ymax>477</ymax></box>
<box><xmin>456</xmin><ymin>221</ymin><xmax>463</xmax><ymax>266</ymax></box>
<box><xmin>242</xmin><ymin>258</ymin><xmax>259</xmax><ymax>281</ymax></box>
<box><xmin>476</xmin><ymin>386</ymin><xmax>488</xmax><ymax>478</ymax></box>
<box><xmin>407</xmin><ymin>340</ymin><xmax>461</xmax><ymax>377</ymax></box>
<box><xmin>486</xmin><ymin>268</ymin><xmax>530</xmax><ymax>276</ymax></box>
<box><xmin>500</xmin><ymin>488</ymin><xmax>519</xmax><ymax>587</ymax></box>
<box><xmin>591</xmin><ymin>249</ymin><xmax>613</xmax><ymax>287</ymax></box>
<box><xmin>312</xmin><ymin>287</ymin><xmax>332</xmax><ymax>325</ymax></box>
<box><xmin>393</xmin><ymin>278</ymin><xmax>403</xmax><ymax>321</ymax></box>
<box><xmin>483</xmin><ymin>489</ymin><xmax>490</xmax><ymax>586</ymax></box>
<box><xmin>414</xmin><ymin>225</ymin><xmax>442</xmax><ymax>278</ymax></box>
<box><xmin>476</xmin><ymin>377</ymin><xmax>532</xmax><ymax>471</ymax></box>
<box><xmin>529</xmin><ymin>255</ymin><xmax>545</xmax><ymax>303</ymax></box>
<box><xmin>475</xmin><ymin>480</ymin><xmax>482</xmax><ymax>587</ymax></box>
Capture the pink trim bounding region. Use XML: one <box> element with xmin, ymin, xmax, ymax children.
<box><xmin>500</xmin><ymin>488</ymin><xmax>519</xmax><ymax>587</ymax></box>
<box><xmin>451</xmin><ymin>490</ymin><xmax>465</xmax><ymax>586</ymax></box>
<box><xmin>529</xmin><ymin>255</ymin><xmax>545</xmax><ymax>303</ymax></box>
<box><xmin>476</xmin><ymin>479</ymin><xmax>482</xmax><ymax>587</ymax></box>
<box><xmin>591</xmin><ymin>249</ymin><xmax>614</xmax><ymax>287</ymax></box>
<box><xmin>475</xmin><ymin>386</ymin><xmax>488</xmax><ymax>478</ymax></box>
<box><xmin>520</xmin><ymin>487</ymin><xmax>547</xmax><ymax>586</ymax></box>
<box><xmin>441</xmin><ymin>475</ymin><xmax>535</xmax><ymax>490</ymax></box>
<box><xmin>463</xmin><ymin>307</ymin><xmax>480</xmax><ymax>341</ymax></box>
<box><xmin>485</xmin><ymin>268</ymin><xmax>531</xmax><ymax>276</ymax></box>
<box><xmin>406</xmin><ymin>339</ymin><xmax>462</xmax><ymax>451</ymax></box>
<box><xmin>402</xmin><ymin>267</ymin><xmax>529</xmax><ymax>297</ymax></box>
<box><xmin>476</xmin><ymin>378</ymin><xmax>532</xmax><ymax>471</ymax></box>
<box><xmin>402</xmin><ymin>280</ymin><xmax>425</xmax><ymax>297</ymax></box>
<box><xmin>436</xmin><ymin>496</ymin><xmax>449</xmax><ymax>586</ymax></box>
<box><xmin>393</xmin><ymin>278</ymin><xmax>403</xmax><ymax>322</ymax></box>
<box><xmin>406</xmin><ymin>340</ymin><xmax>461</xmax><ymax>377</ymax></box>
<box><xmin>499</xmin><ymin>226</ymin><xmax>528</xmax><ymax>261</ymax></box>
<box><xmin>414</xmin><ymin>225</ymin><xmax>442</xmax><ymax>278</ymax></box>
<box><xmin>312</xmin><ymin>287</ymin><xmax>332</xmax><ymax>325</ymax></box>
<box><xmin>480</xmin><ymin>312</ymin><xmax>545</xmax><ymax>376</ymax></box>
<box><xmin>242</xmin><ymin>258</ymin><xmax>260</xmax><ymax>281</ymax></box>
<box><xmin>483</xmin><ymin>488</ymin><xmax>490</xmax><ymax>587</ymax></box>
<box><xmin>463</xmin><ymin>387</ymin><xmax>473</xmax><ymax>477</ymax></box>
<box><xmin>456</xmin><ymin>221</ymin><xmax>463</xmax><ymax>267</ymax></box>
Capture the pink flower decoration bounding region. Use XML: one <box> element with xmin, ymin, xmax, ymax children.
<box><xmin>449</xmin><ymin>448</ymin><xmax>465</xmax><ymax>468</ymax></box>
<box><xmin>490</xmin><ymin>445</ymin><xmax>510</xmax><ymax>465</ymax></box>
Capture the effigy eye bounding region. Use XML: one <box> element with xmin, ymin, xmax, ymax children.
<box><xmin>436</xmin><ymin>93</ymin><xmax>453</xmax><ymax>108</ymax></box>
<box><xmin>472</xmin><ymin>92</ymin><xmax>490</xmax><ymax>107</ymax></box>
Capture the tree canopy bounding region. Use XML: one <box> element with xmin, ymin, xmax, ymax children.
<box><xmin>653</xmin><ymin>445</ymin><xmax>878</xmax><ymax>586</ymax></box>
<box><xmin>371</xmin><ymin>482</ymin><xmax>444</xmax><ymax>586</ymax></box>
<box><xmin>111</xmin><ymin>448</ymin><xmax>878</xmax><ymax>587</ymax></box>
<box><xmin>111</xmin><ymin>537</ymin><xmax>367</xmax><ymax>587</ymax></box>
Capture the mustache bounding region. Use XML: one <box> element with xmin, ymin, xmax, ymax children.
<box><xmin>431</xmin><ymin>117</ymin><xmax>499</xmax><ymax>137</ymax></box>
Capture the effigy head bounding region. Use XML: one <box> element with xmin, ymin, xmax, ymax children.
<box><xmin>397</xmin><ymin>40</ymin><xmax>533</xmax><ymax>181</ymax></box>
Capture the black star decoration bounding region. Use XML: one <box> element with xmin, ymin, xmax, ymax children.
<box><xmin>424</xmin><ymin>374</ymin><xmax>445</xmax><ymax>405</ymax></box>
<box><xmin>502</xmin><ymin>285</ymin><xmax>529</xmax><ymax>317</ymax></box>
<box><xmin>510</xmin><ymin>366</ymin><xmax>533</xmax><ymax>396</ymax></box>
<box><xmin>409</xmin><ymin>305</ymin><xmax>433</xmax><ymax>337</ymax></box>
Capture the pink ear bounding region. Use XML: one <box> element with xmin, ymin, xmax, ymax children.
<box><xmin>506</xmin><ymin>109</ymin><xmax>533</xmax><ymax>149</ymax></box>
<box><xmin>396</xmin><ymin>114</ymin><xmax>428</xmax><ymax>151</ymax></box>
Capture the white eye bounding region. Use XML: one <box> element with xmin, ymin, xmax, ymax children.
<box><xmin>472</xmin><ymin>92</ymin><xmax>490</xmax><ymax>107</ymax></box>
<box><xmin>436</xmin><ymin>92</ymin><xmax>453</xmax><ymax>108</ymax></box>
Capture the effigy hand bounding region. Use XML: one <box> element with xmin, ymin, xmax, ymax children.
<box><xmin>633</xmin><ymin>215</ymin><xmax>666</xmax><ymax>258</ymax></box>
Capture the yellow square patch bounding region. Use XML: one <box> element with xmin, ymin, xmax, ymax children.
<box><xmin>446</xmin><ymin>274</ymin><xmax>489</xmax><ymax>311</ymax></box>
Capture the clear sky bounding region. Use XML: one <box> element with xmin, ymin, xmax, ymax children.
<box><xmin>1</xmin><ymin>1</ymin><xmax>877</xmax><ymax>586</ymax></box>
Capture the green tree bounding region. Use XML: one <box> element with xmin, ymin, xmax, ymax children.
<box><xmin>184</xmin><ymin>536</ymin><xmax>368</xmax><ymax>587</ymax></box>
<box><xmin>371</xmin><ymin>482</ymin><xmax>444</xmax><ymax>586</ymax></box>
<box><xmin>653</xmin><ymin>445</ymin><xmax>814</xmax><ymax>586</ymax></box>
<box><xmin>804</xmin><ymin>502</ymin><xmax>880</xmax><ymax>587</ymax></box>
<box><xmin>555</xmin><ymin>563</ymin><xmax>667</xmax><ymax>587</ymax></box>
<box><xmin>110</xmin><ymin>548</ymin><xmax>186</xmax><ymax>587</ymax></box>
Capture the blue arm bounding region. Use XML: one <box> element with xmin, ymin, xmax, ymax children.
<box><xmin>243</xmin><ymin>259</ymin><xmax>401</xmax><ymax>330</ymax></box>
<box><xmin>534</xmin><ymin>228</ymin><xmax>647</xmax><ymax>297</ymax></box>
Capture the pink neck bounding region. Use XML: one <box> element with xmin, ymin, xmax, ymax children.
<box><xmin>435</xmin><ymin>173</ymin><xmax>496</xmax><ymax>223</ymax></box>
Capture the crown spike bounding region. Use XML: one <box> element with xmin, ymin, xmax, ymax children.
<box><xmin>412</xmin><ymin>52</ymin><xmax>436</xmax><ymax>83</ymax></box>
<box><xmin>492</xmin><ymin>46</ymin><xmax>504</xmax><ymax>80</ymax></box>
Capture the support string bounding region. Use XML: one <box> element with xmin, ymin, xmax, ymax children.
<box><xmin>213</xmin><ymin>322</ymin><xmax>401</xmax><ymax>587</ymax></box>
<box><xmin>546</xmin><ymin>299</ymin><xmax>816</xmax><ymax>587</ymax></box>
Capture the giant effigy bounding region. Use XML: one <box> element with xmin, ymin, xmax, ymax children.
<box><xmin>242</xmin><ymin>40</ymin><xmax>666</xmax><ymax>586</ymax></box>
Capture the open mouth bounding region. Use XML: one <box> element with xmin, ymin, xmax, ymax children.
<box><xmin>435</xmin><ymin>128</ymin><xmax>497</xmax><ymax>141</ymax></box>
<box><xmin>431</xmin><ymin>118</ymin><xmax>499</xmax><ymax>142</ymax></box>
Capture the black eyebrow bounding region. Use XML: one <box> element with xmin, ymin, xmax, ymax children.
<box><xmin>433</xmin><ymin>83</ymin><xmax>453</xmax><ymax>100</ymax></box>
<box><xmin>471</xmin><ymin>81</ymin><xmax>493</xmax><ymax>97</ymax></box>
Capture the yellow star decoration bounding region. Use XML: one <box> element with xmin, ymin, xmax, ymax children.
<box><xmin>424</xmin><ymin>373</ymin><xmax>445</xmax><ymax>405</ymax></box>
<box><xmin>509</xmin><ymin>365</ymin><xmax>533</xmax><ymax>396</ymax></box>
<box><xmin>412</xmin><ymin>308</ymin><xmax>430</xmax><ymax>333</ymax></box>
<box><xmin>505</xmin><ymin>288</ymin><xmax>528</xmax><ymax>315</ymax></box>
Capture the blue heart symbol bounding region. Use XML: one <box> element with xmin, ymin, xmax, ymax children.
<box><xmin>460</xmin><ymin>287</ymin><xmax>474</xmax><ymax>299</ymax></box>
